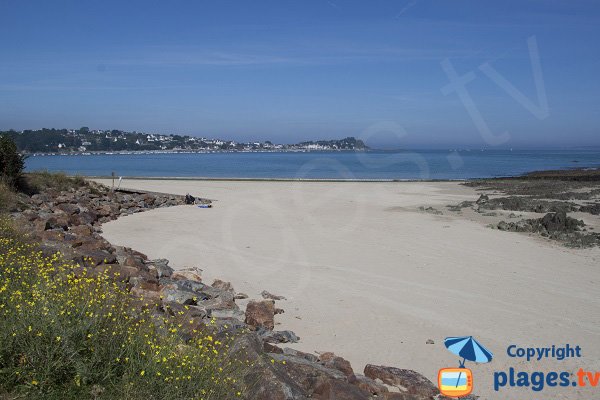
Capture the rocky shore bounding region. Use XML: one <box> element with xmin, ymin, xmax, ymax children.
<box><xmin>448</xmin><ymin>170</ymin><xmax>600</xmax><ymax>247</ymax></box>
<box><xmin>9</xmin><ymin>178</ymin><xmax>462</xmax><ymax>400</ymax></box>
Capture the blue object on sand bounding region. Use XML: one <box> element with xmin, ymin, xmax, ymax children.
<box><xmin>197</xmin><ymin>204</ymin><xmax>212</xmax><ymax>208</ymax></box>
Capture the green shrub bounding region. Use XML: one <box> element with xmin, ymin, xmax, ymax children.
<box><xmin>19</xmin><ymin>171</ymin><xmax>87</xmax><ymax>195</ymax></box>
<box><xmin>0</xmin><ymin>219</ymin><xmax>243</xmax><ymax>399</ymax></box>
<box><xmin>0</xmin><ymin>135</ymin><xmax>25</xmax><ymax>187</ymax></box>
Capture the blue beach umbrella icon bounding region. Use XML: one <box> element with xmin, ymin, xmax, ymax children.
<box><xmin>444</xmin><ymin>336</ymin><xmax>493</xmax><ymax>387</ymax></box>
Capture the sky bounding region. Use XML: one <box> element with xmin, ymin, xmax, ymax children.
<box><xmin>0</xmin><ymin>0</ymin><xmax>599</xmax><ymax>149</ymax></box>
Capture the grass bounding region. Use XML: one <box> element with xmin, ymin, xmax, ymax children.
<box><xmin>0</xmin><ymin>218</ymin><xmax>244</xmax><ymax>399</ymax></box>
<box><xmin>18</xmin><ymin>171</ymin><xmax>89</xmax><ymax>195</ymax></box>
<box><xmin>0</xmin><ymin>182</ymin><xmax>18</xmax><ymax>213</ymax></box>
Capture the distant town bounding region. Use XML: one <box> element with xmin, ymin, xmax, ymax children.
<box><xmin>0</xmin><ymin>127</ymin><xmax>368</xmax><ymax>154</ymax></box>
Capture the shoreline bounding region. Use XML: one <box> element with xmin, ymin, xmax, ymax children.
<box><xmin>89</xmin><ymin>175</ymin><xmax>468</xmax><ymax>182</ymax></box>
<box><xmin>37</xmin><ymin>166</ymin><xmax>600</xmax><ymax>183</ymax></box>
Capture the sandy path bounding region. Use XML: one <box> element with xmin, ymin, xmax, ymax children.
<box><xmin>96</xmin><ymin>179</ymin><xmax>600</xmax><ymax>399</ymax></box>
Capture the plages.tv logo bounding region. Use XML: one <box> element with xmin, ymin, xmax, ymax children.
<box><xmin>438</xmin><ymin>336</ymin><xmax>494</xmax><ymax>398</ymax></box>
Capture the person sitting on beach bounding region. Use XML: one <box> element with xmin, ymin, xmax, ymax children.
<box><xmin>185</xmin><ymin>193</ymin><xmax>195</xmax><ymax>204</ymax></box>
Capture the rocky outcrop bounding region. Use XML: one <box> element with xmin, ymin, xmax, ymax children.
<box><xmin>447</xmin><ymin>185</ymin><xmax>600</xmax><ymax>247</ymax></box>
<box><xmin>446</xmin><ymin>195</ymin><xmax>579</xmax><ymax>215</ymax></box>
<box><xmin>580</xmin><ymin>202</ymin><xmax>600</xmax><ymax>215</ymax></box>
<box><xmin>540</xmin><ymin>210</ymin><xmax>582</xmax><ymax>232</ymax></box>
<box><xmin>496</xmin><ymin>210</ymin><xmax>582</xmax><ymax>233</ymax></box>
<box><xmin>495</xmin><ymin>211</ymin><xmax>599</xmax><ymax>247</ymax></box>
<box><xmin>478</xmin><ymin>196</ymin><xmax>577</xmax><ymax>214</ymax></box>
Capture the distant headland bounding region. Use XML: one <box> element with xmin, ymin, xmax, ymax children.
<box><xmin>0</xmin><ymin>127</ymin><xmax>368</xmax><ymax>154</ymax></box>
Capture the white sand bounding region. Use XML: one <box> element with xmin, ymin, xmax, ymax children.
<box><xmin>97</xmin><ymin>179</ymin><xmax>600</xmax><ymax>399</ymax></box>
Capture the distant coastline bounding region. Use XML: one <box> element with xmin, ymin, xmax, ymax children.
<box><xmin>1</xmin><ymin>127</ymin><xmax>368</xmax><ymax>154</ymax></box>
<box><xmin>26</xmin><ymin>148</ymin><xmax>368</xmax><ymax>157</ymax></box>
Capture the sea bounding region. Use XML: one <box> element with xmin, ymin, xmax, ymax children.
<box><xmin>24</xmin><ymin>150</ymin><xmax>600</xmax><ymax>180</ymax></box>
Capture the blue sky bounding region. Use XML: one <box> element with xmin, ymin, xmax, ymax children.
<box><xmin>0</xmin><ymin>1</ymin><xmax>599</xmax><ymax>148</ymax></box>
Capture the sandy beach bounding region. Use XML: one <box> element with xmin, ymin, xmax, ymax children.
<box><xmin>96</xmin><ymin>179</ymin><xmax>600</xmax><ymax>399</ymax></box>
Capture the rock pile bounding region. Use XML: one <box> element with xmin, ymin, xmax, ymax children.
<box><xmin>495</xmin><ymin>210</ymin><xmax>599</xmax><ymax>247</ymax></box>
<box><xmin>477</xmin><ymin>196</ymin><xmax>578</xmax><ymax>214</ymax></box>
<box><xmin>447</xmin><ymin>192</ymin><xmax>600</xmax><ymax>248</ymax></box>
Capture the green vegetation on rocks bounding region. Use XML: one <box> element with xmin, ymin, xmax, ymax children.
<box><xmin>0</xmin><ymin>218</ymin><xmax>242</xmax><ymax>399</ymax></box>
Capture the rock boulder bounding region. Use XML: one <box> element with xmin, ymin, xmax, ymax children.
<box><xmin>245</xmin><ymin>300</ymin><xmax>276</xmax><ymax>330</ymax></box>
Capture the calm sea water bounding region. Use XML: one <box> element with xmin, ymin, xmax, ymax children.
<box><xmin>24</xmin><ymin>150</ymin><xmax>600</xmax><ymax>180</ymax></box>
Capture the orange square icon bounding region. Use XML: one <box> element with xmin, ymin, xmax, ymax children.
<box><xmin>438</xmin><ymin>367</ymin><xmax>473</xmax><ymax>397</ymax></box>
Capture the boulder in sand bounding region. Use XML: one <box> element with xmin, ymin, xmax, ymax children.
<box><xmin>541</xmin><ymin>210</ymin><xmax>583</xmax><ymax>232</ymax></box>
<box><xmin>245</xmin><ymin>299</ymin><xmax>276</xmax><ymax>330</ymax></box>
<box><xmin>364</xmin><ymin>364</ymin><xmax>439</xmax><ymax>398</ymax></box>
